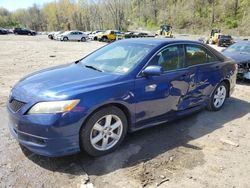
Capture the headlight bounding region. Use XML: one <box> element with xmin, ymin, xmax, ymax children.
<box><xmin>28</xmin><ymin>100</ymin><xmax>80</xmax><ymax>114</ymax></box>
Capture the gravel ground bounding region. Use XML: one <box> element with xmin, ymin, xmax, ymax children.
<box><xmin>0</xmin><ymin>35</ymin><xmax>250</xmax><ymax>188</ymax></box>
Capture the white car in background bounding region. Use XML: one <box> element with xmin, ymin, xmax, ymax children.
<box><xmin>88</xmin><ymin>30</ymin><xmax>104</xmax><ymax>41</ymax></box>
<box><xmin>56</xmin><ymin>31</ymin><xmax>88</xmax><ymax>42</ymax></box>
<box><xmin>84</xmin><ymin>31</ymin><xmax>92</xmax><ymax>35</ymax></box>
<box><xmin>48</xmin><ymin>31</ymin><xmax>64</xmax><ymax>40</ymax></box>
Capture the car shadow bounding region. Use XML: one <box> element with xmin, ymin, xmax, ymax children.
<box><xmin>237</xmin><ymin>79</ymin><xmax>250</xmax><ymax>86</ymax></box>
<box><xmin>22</xmin><ymin>97</ymin><xmax>250</xmax><ymax>176</ymax></box>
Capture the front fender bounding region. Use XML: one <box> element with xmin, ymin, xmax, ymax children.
<box><xmin>76</xmin><ymin>80</ymin><xmax>136</xmax><ymax>131</ymax></box>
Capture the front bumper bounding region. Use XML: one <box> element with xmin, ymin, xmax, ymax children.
<box><xmin>9</xmin><ymin>126</ymin><xmax>80</xmax><ymax>157</ymax></box>
<box><xmin>7</xmin><ymin>106</ymin><xmax>83</xmax><ymax>157</ymax></box>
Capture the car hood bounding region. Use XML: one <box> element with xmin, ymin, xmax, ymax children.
<box><xmin>222</xmin><ymin>51</ymin><xmax>250</xmax><ymax>63</ymax></box>
<box><xmin>11</xmin><ymin>63</ymin><xmax>120</xmax><ymax>102</ymax></box>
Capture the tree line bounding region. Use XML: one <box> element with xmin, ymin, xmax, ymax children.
<box><xmin>0</xmin><ymin>0</ymin><xmax>249</xmax><ymax>36</ymax></box>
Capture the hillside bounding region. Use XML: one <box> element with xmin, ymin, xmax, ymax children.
<box><xmin>0</xmin><ymin>0</ymin><xmax>249</xmax><ymax>36</ymax></box>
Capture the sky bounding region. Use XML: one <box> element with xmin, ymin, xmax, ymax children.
<box><xmin>0</xmin><ymin>0</ymin><xmax>53</xmax><ymax>11</ymax></box>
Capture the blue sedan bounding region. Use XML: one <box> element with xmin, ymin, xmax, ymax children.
<box><xmin>7</xmin><ymin>39</ymin><xmax>237</xmax><ymax>157</ymax></box>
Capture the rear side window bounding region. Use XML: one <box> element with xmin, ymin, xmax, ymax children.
<box><xmin>148</xmin><ymin>45</ymin><xmax>185</xmax><ymax>71</ymax></box>
<box><xmin>185</xmin><ymin>45</ymin><xmax>218</xmax><ymax>66</ymax></box>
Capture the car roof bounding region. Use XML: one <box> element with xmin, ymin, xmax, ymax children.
<box><xmin>117</xmin><ymin>38</ymin><xmax>203</xmax><ymax>46</ymax></box>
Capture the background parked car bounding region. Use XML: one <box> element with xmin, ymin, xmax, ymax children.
<box><xmin>124</xmin><ymin>31</ymin><xmax>155</xmax><ymax>38</ymax></box>
<box><xmin>218</xmin><ymin>35</ymin><xmax>234</xmax><ymax>47</ymax></box>
<box><xmin>115</xmin><ymin>31</ymin><xmax>124</xmax><ymax>40</ymax></box>
<box><xmin>48</xmin><ymin>31</ymin><xmax>56</xmax><ymax>39</ymax></box>
<box><xmin>222</xmin><ymin>41</ymin><xmax>250</xmax><ymax>80</ymax></box>
<box><xmin>84</xmin><ymin>31</ymin><xmax>92</xmax><ymax>35</ymax></box>
<box><xmin>0</xmin><ymin>27</ymin><xmax>8</xmax><ymax>35</ymax></box>
<box><xmin>48</xmin><ymin>31</ymin><xmax>64</xmax><ymax>40</ymax></box>
<box><xmin>97</xmin><ymin>30</ymin><xmax>116</xmax><ymax>42</ymax></box>
<box><xmin>97</xmin><ymin>30</ymin><xmax>124</xmax><ymax>42</ymax></box>
<box><xmin>88</xmin><ymin>30</ymin><xmax>104</xmax><ymax>40</ymax></box>
<box><xmin>56</xmin><ymin>31</ymin><xmax>88</xmax><ymax>42</ymax></box>
<box><xmin>13</xmin><ymin>28</ymin><xmax>36</xmax><ymax>35</ymax></box>
<box><xmin>124</xmin><ymin>31</ymin><xmax>136</xmax><ymax>38</ymax></box>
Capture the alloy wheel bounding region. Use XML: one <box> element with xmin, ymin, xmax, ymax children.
<box><xmin>90</xmin><ymin>114</ymin><xmax>123</xmax><ymax>151</ymax></box>
<box><xmin>213</xmin><ymin>85</ymin><xmax>226</xmax><ymax>108</ymax></box>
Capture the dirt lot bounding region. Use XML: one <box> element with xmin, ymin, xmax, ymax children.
<box><xmin>0</xmin><ymin>35</ymin><xmax>250</xmax><ymax>188</ymax></box>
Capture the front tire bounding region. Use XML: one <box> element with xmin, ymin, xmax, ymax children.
<box><xmin>80</xmin><ymin>106</ymin><xmax>128</xmax><ymax>156</ymax></box>
<box><xmin>207</xmin><ymin>82</ymin><xmax>228</xmax><ymax>111</ymax></box>
<box><xmin>63</xmin><ymin>37</ymin><xmax>68</xmax><ymax>41</ymax></box>
<box><xmin>81</xmin><ymin>37</ymin><xmax>86</xmax><ymax>42</ymax></box>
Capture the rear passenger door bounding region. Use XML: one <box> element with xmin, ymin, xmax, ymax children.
<box><xmin>184</xmin><ymin>44</ymin><xmax>221</xmax><ymax>107</ymax></box>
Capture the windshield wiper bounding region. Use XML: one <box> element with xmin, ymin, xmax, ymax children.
<box><xmin>84</xmin><ymin>65</ymin><xmax>103</xmax><ymax>72</ymax></box>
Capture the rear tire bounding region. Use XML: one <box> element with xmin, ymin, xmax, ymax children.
<box><xmin>207</xmin><ymin>82</ymin><xmax>228</xmax><ymax>111</ymax></box>
<box><xmin>80</xmin><ymin>106</ymin><xmax>128</xmax><ymax>156</ymax></box>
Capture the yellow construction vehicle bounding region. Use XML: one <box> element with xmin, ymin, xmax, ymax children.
<box><xmin>156</xmin><ymin>25</ymin><xmax>173</xmax><ymax>38</ymax></box>
<box><xmin>206</xmin><ymin>29</ymin><xmax>221</xmax><ymax>44</ymax></box>
<box><xmin>211</xmin><ymin>32</ymin><xmax>223</xmax><ymax>44</ymax></box>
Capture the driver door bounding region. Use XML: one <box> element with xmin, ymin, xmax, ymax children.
<box><xmin>134</xmin><ymin>44</ymin><xmax>191</xmax><ymax>128</ymax></box>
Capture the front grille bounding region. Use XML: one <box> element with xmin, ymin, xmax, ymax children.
<box><xmin>9</xmin><ymin>99</ymin><xmax>26</xmax><ymax>112</ymax></box>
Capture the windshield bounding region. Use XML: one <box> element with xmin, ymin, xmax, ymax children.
<box><xmin>224</xmin><ymin>42</ymin><xmax>250</xmax><ymax>54</ymax></box>
<box><xmin>79</xmin><ymin>42</ymin><xmax>154</xmax><ymax>74</ymax></box>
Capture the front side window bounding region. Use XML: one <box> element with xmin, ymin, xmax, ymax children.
<box><xmin>79</xmin><ymin>42</ymin><xmax>154</xmax><ymax>74</ymax></box>
<box><xmin>185</xmin><ymin>45</ymin><xmax>218</xmax><ymax>66</ymax></box>
<box><xmin>148</xmin><ymin>45</ymin><xmax>184</xmax><ymax>71</ymax></box>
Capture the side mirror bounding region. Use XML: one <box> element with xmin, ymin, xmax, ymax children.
<box><xmin>142</xmin><ymin>65</ymin><xmax>163</xmax><ymax>77</ymax></box>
